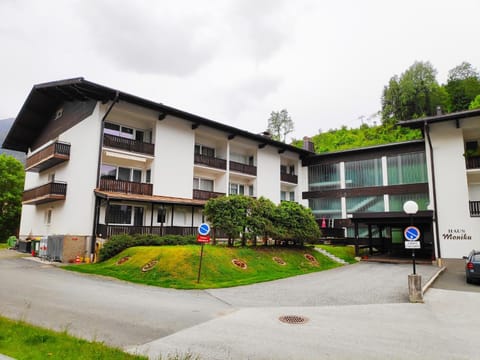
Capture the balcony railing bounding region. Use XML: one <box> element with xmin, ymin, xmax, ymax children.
<box><xmin>96</xmin><ymin>224</ymin><xmax>197</xmax><ymax>238</ymax></box>
<box><xmin>25</xmin><ymin>141</ymin><xmax>71</xmax><ymax>172</ymax></box>
<box><xmin>281</xmin><ymin>172</ymin><xmax>298</xmax><ymax>184</ymax></box>
<box><xmin>194</xmin><ymin>154</ymin><xmax>227</xmax><ymax>170</ymax></box>
<box><xmin>193</xmin><ymin>189</ymin><xmax>226</xmax><ymax>201</ymax></box>
<box><xmin>466</xmin><ymin>156</ymin><xmax>480</xmax><ymax>170</ymax></box>
<box><xmin>22</xmin><ymin>182</ymin><xmax>67</xmax><ymax>205</ymax></box>
<box><xmin>99</xmin><ymin>178</ymin><xmax>153</xmax><ymax>196</ymax></box>
<box><xmin>470</xmin><ymin>201</ymin><xmax>480</xmax><ymax>217</ymax></box>
<box><xmin>229</xmin><ymin>161</ymin><xmax>257</xmax><ymax>176</ymax></box>
<box><xmin>103</xmin><ymin>134</ymin><xmax>154</xmax><ymax>156</ymax></box>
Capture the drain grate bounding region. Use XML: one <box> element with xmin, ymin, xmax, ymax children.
<box><xmin>278</xmin><ymin>315</ymin><xmax>309</xmax><ymax>324</ymax></box>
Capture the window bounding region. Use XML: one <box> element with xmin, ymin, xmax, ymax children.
<box><xmin>229</xmin><ymin>183</ymin><xmax>245</xmax><ymax>195</ymax></box>
<box><xmin>193</xmin><ymin>177</ymin><xmax>214</xmax><ymax>192</ymax></box>
<box><xmin>45</xmin><ymin>209</ymin><xmax>52</xmax><ymax>225</ymax></box>
<box><xmin>48</xmin><ymin>173</ymin><xmax>55</xmax><ymax>182</ymax></box>
<box><xmin>345</xmin><ymin>158</ymin><xmax>382</xmax><ymax>188</ymax></box>
<box><xmin>195</xmin><ymin>144</ymin><xmax>215</xmax><ymax>157</ymax></box>
<box><xmin>346</xmin><ymin>196</ymin><xmax>384</xmax><ymax>213</ymax></box>
<box><xmin>249</xmin><ymin>185</ymin><xmax>254</xmax><ymax>196</ymax></box>
<box><xmin>101</xmin><ymin>164</ymin><xmax>146</xmax><ymax>183</ymax></box>
<box><xmin>387</xmin><ymin>152</ymin><xmax>427</xmax><ymax>185</ymax></box>
<box><xmin>281</xmin><ymin>191</ymin><xmax>287</xmax><ymax>201</ymax></box>
<box><xmin>389</xmin><ymin>193</ymin><xmax>429</xmax><ymax>211</ymax></box>
<box><xmin>104</xmin><ymin>122</ymin><xmax>152</xmax><ymax>143</ymax></box>
<box><xmin>308</xmin><ymin>198</ymin><xmax>342</xmax><ymax>219</ymax></box>
<box><xmin>280</xmin><ymin>165</ymin><xmax>287</xmax><ymax>174</ymax></box>
<box><xmin>146</xmin><ymin>169</ymin><xmax>151</xmax><ymax>183</ymax></box>
<box><xmin>106</xmin><ymin>205</ymin><xmax>132</xmax><ymax>224</ymax></box>
<box><xmin>157</xmin><ymin>207</ymin><xmax>166</xmax><ymax>223</ymax></box>
<box><xmin>309</xmin><ymin>163</ymin><xmax>341</xmax><ymax>190</ymax></box>
<box><xmin>231</xmin><ymin>153</ymin><xmax>253</xmax><ymax>165</ymax></box>
<box><xmin>289</xmin><ymin>191</ymin><xmax>295</xmax><ymax>201</ymax></box>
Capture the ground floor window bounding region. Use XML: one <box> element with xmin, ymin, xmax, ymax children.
<box><xmin>193</xmin><ymin>177</ymin><xmax>214</xmax><ymax>192</ymax></box>
<box><xmin>106</xmin><ymin>205</ymin><xmax>132</xmax><ymax>224</ymax></box>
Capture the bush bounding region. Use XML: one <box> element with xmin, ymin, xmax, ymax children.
<box><xmin>99</xmin><ymin>234</ymin><xmax>197</xmax><ymax>261</ymax></box>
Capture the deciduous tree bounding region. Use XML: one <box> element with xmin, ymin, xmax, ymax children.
<box><xmin>267</xmin><ymin>109</ymin><xmax>294</xmax><ymax>142</ymax></box>
<box><xmin>0</xmin><ymin>154</ymin><xmax>24</xmax><ymax>242</ymax></box>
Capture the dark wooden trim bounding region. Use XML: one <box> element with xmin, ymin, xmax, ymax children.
<box><xmin>25</xmin><ymin>141</ymin><xmax>71</xmax><ymax>172</ymax></box>
<box><xmin>193</xmin><ymin>189</ymin><xmax>226</xmax><ymax>200</ymax></box>
<box><xmin>303</xmin><ymin>183</ymin><xmax>429</xmax><ymax>199</ymax></box>
<box><xmin>229</xmin><ymin>161</ymin><xmax>257</xmax><ymax>176</ymax></box>
<box><xmin>99</xmin><ymin>178</ymin><xmax>153</xmax><ymax>196</ymax></box>
<box><xmin>280</xmin><ymin>172</ymin><xmax>298</xmax><ymax>184</ymax></box>
<box><xmin>466</xmin><ymin>156</ymin><xmax>480</xmax><ymax>170</ymax></box>
<box><xmin>96</xmin><ymin>224</ymin><xmax>198</xmax><ymax>238</ymax></box>
<box><xmin>194</xmin><ymin>154</ymin><xmax>227</xmax><ymax>170</ymax></box>
<box><xmin>103</xmin><ymin>134</ymin><xmax>154</xmax><ymax>155</ymax></box>
<box><xmin>22</xmin><ymin>181</ymin><xmax>67</xmax><ymax>205</ymax></box>
<box><xmin>470</xmin><ymin>201</ymin><xmax>480</xmax><ymax>217</ymax></box>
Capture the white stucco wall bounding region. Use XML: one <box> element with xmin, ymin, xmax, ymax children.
<box><xmin>257</xmin><ymin>146</ymin><xmax>281</xmax><ymax>203</ymax></box>
<box><xmin>153</xmin><ymin>116</ymin><xmax>194</xmax><ymax>198</ymax></box>
<box><xmin>20</xmin><ymin>103</ymin><xmax>102</xmax><ymax>238</ymax></box>
<box><xmin>430</xmin><ymin>120</ymin><xmax>480</xmax><ymax>258</ymax></box>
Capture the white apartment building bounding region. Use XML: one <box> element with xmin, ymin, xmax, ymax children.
<box><xmin>3</xmin><ymin>78</ymin><xmax>311</xmax><ymax>256</ymax></box>
<box><xmin>399</xmin><ymin>109</ymin><xmax>480</xmax><ymax>259</ymax></box>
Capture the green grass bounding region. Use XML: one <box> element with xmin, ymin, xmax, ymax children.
<box><xmin>65</xmin><ymin>245</ymin><xmax>341</xmax><ymax>289</ymax></box>
<box><xmin>0</xmin><ymin>315</ymin><xmax>145</xmax><ymax>360</ymax></box>
<box><xmin>0</xmin><ymin>243</ymin><xmax>7</xmax><ymax>249</ymax></box>
<box><xmin>316</xmin><ymin>245</ymin><xmax>358</xmax><ymax>264</ymax></box>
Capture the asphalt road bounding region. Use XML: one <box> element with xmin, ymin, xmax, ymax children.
<box><xmin>1</xmin><ymin>250</ymin><xmax>478</xmax><ymax>360</ymax></box>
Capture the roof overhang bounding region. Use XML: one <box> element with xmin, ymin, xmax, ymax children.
<box><xmin>351</xmin><ymin>211</ymin><xmax>434</xmax><ymax>226</ymax></box>
<box><xmin>94</xmin><ymin>190</ymin><xmax>206</xmax><ymax>206</ymax></box>
<box><xmin>398</xmin><ymin>108</ymin><xmax>480</xmax><ymax>129</ymax></box>
<box><xmin>3</xmin><ymin>77</ymin><xmax>313</xmax><ymax>157</ymax></box>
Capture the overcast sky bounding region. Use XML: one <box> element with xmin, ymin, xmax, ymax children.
<box><xmin>1</xmin><ymin>0</ymin><xmax>479</xmax><ymax>141</ymax></box>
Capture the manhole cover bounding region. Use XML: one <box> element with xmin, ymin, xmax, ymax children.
<box><xmin>278</xmin><ymin>315</ymin><xmax>309</xmax><ymax>324</ymax></box>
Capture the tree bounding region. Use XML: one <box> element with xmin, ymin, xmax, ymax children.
<box><xmin>272</xmin><ymin>201</ymin><xmax>320</xmax><ymax>246</ymax></box>
<box><xmin>247</xmin><ymin>196</ymin><xmax>276</xmax><ymax>246</ymax></box>
<box><xmin>267</xmin><ymin>109</ymin><xmax>294</xmax><ymax>142</ymax></box>
<box><xmin>469</xmin><ymin>94</ymin><xmax>480</xmax><ymax>110</ymax></box>
<box><xmin>204</xmin><ymin>195</ymin><xmax>252</xmax><ymax>246</ymax></box>
<box><xmin>445</xmin><ymin>62</ymin><xmax>480</xmax><ymax>112</ymax></box>
<box><xmin>381</xmin><ymin>61</ymin><xmax>447</xmax><ymax>123</ymax></box>
<box><xmin>0</xmin><ymin>154</ymin><xmax>25</xmax><ymax>242</ymax></box>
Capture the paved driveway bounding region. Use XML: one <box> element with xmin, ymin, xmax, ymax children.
<box><xmin>0</xmin><ymin>250</ymin><xmax>444</xmax><ymax>358</ymax></box>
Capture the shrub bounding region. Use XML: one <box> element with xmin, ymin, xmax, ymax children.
<box><xmin>99</xmin><ymin>234</ymin><xmax>197</xmax><ymax>261</ymax></box>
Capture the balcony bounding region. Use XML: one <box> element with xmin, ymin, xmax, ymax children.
<box><xmin>466</xmin><ymin>156</ymin><xmax>480</xmax><ymax>170</ymax></box>
<box><xmin>470</xmin><ymin>201</ymin><xmax>480</xmax><ymax>217</ymax></box>
<box><xmin>193</xmin><ymin>189</ymin><xmax>226</xmax><ymax>201</ymax></box>
<box><xmin>103</xmin><ymin>134</ymin><xmax>154</xmax><ymax>156</ymax></box>
<box><xmin>25</xmin><ymin>142</ymin><xmax>71</xmax><ymax>172</ymax></box>
<box><xmin>99</xmin><ymin>178</ymin><xmax>153</xmax><ymax>196</ymax></box>
<box><xmin>96</xmin><ymin>224</ymin><xmax>197</xmax><ymax>238</ymax></box>
<box><xmin>281</xmin><ymin>172</ymin><xmax>298</xmax><ymax>184</ymax></box>
<box><xmin>230</xmin><ymin>161</ymin><xmax>257</xmax><ymax>176</ymax></box>
<box><xmin>22</xmin><ymin>182</ymin><xmax>67</xmax><ymax>205</ymax></box>
<box><xmin>194</xmin><ymin>154</ymin><xmax>227</xmax><ymax>170</ymax></box>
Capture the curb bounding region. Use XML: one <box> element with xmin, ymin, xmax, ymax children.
<box><xmin>422</xmin><ymin>266</ymin><xmax>446</xmax><ymax>294</ymax></box>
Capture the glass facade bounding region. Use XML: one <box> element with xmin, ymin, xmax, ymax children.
<box><xmin>389</xmin><ymin>193</ymin><xmax>429</xmax><ymax>211</ymax></box>
<box><xmin>345</xmin><ymin>158</ymin><xmax>382</xmax><ymax>188</ymax></box>
<box><xmin>387</xmin><ymin>152</ymin><xmax>427</xmax><ymax>185</ymax></box>
<box><xmin>346</xmin><ymin>196</ymin><xmax>384</xmax><ymax>213</ymax></box>
<box><xmin>308</xmin><ymin>163</ymin><xmax>340</xmax><ymax>191</ymax></box>
<box><xmin>309</xmin><ymin>198</ymin><xmax>342</xmax><ymax>219</ymax></box>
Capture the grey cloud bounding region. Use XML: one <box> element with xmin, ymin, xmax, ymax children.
<box><xmin>77</xmin><ymin>1</ymin><xmax>217</xmax><ymax>76</ymax></box>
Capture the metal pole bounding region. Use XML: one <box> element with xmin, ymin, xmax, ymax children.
<box><xmin>197</xmin><ymin>243</ymin><xmax>205</xmax><ymax>283</ymax></box>
<box><xmin>410</xmin><ymin>214</ymin><xmax>416</xmax><ymax>275</ymax></box>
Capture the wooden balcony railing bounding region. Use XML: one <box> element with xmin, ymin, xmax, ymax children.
<box><xmin>25</xmin><ymin>141</ymin><xmax>71</xmax><ymax>172</ymax></box>
<box><xmin>22</xmin><ymin>182</ymin><xmax>67</xmax><ymax>205</ymax></box>
<box><xmin>229</xmin><ymin>161</ymin><xmax>257</xmax><ymax>176</ymax></box>
<box><xmin>281</xmin><ymin>172</ymin><xmax>298</xmax><ymax>184</ymax></box>
<box><xmin>193</xmin><ymin>189</ymin><xmax>226</xmax><ymax>201</ymax></box>
<box><xmin>194</xmin><ymin>154</ymin><xmax>227</xmax><ymax>170</ymax></box>
<box><xmin>99</xmin><ymin>178</ymin><xmax>153</xmax><ymax>196</ymax></box>
<box><xmin>466</xmin><ymin>156</ymin><xmax>480</xmax><ymax>170</ymax></box>
<box><xmin>96</xmin><ymin>224</ymin><xmax>197</xmax><ymax>238</ymax></box>
<box><xmin>103</xmin><ymin>134</ymin><xmax>154</xmax><ymax>156</ymax></box>
<box><xmin>470</xmin><ymin>201</ymin><xmax>480</xmax><ymax>217</ymax></box>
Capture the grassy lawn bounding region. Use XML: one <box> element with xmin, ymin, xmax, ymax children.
<box><xmin>0</xmin><ymin>243</ymin><xmax>8</xmax><ymax>249</ymax></box>
<box><xmin>65</xmin><ymin>245</ymin><xmax>341</xmax><ymax>289</ymax></box>
<box><xmin>316</xmin><ymin>244</ymin><xmax>358</xmax><ymax>264</ymax></box>
<box><xmin>0</xmin><ymin>315</ymin><xmax>145</xmax><ymax>360</ymax></box>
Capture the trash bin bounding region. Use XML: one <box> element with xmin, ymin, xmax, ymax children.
<box><xmin>18</xmin><ymin>240</ymin><xmax>32</xmax><ymax>253</ymax></box>
<box><xmin>31</xmin><ymin>240</ymin><xmax>40</xmax><ymax>256</ymax></box>
<box><xmin>7</xmin><ymin>236</ymin><xmax>17</xmax><ymax>249</ymax></box>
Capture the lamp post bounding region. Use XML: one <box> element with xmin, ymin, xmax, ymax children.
<box><xmin>403</xmin><ymin>200</ymin><xmax>423</xmax><ymax>303</ymax></box>
<box><xmin>403</xmin><ymin>200</ymin><xmax>419</xmax><ymax>274</ymax></box>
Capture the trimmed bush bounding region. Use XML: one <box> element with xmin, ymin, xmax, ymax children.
<box><xmin>99</xmin><ymin>234</ymin><xmax>197</xmax><ymax>261</ymax></box>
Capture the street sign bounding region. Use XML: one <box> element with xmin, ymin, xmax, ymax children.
<box><xmin>405</xmin><ymin>241</ymin><xmax>421</xmax><ymax>249</ymax></box>
<box><xmin>198</xmin><ymin>223</ymin><xmax>211</xmax><ymax>236</ymax></box>
<box><xmin>404</xmin><ymin>226</ymin><xmax>421</xmax><ymax>241</ymax></box>
<box><xmin>197</xmin><ymin>234</ymin><xmax>211</xmax><ymax>243</ymax></box>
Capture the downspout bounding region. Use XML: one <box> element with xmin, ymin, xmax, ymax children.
<box><xmin>91</xmin><ymin>92</ymin><xmax>120</xmax><ymax>252</ymax></box>
<box><xmin>425</xmin><ymin>122</ymin><xmax>442</xmax><ymax>261</ymax></box>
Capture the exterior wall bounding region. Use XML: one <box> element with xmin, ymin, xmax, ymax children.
<box><xmin>429</xmin><ymin>119</ymin><xmax>480</xmax><ymax>258</ymax></box>
<box><xmin>153</xmin><ymin>116</ymin><xmax>195</xmax><ymax>198</ymax></box>
<box><xmin>20</xmin><ymin>103</ymin><xmax>102</xmax><ymax>238</ymax></box>
<box><xmin>257</xmin><ymin>146</ymin><xmax>281</xmax><ymax>203</ymax></box>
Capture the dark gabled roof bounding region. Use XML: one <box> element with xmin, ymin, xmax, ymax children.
<box><xmin>398</xmin><ymin>108</ymin><xmax>480</xmax><ymax>129</ymax></box>
<box><xmin>2</xmin><ymin>77</ymin><xmax>313</xmax><ymax>157</ymax></box>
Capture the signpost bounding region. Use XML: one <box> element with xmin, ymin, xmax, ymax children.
<box><xmin>404</xmin><ymin>225</ymin><xmax>421</xmax><ymax>274</ymax></box>
<box><xmin>197</xmin><ymin>223</ymin><xmax>210</xmax><ymax>283</ymax></box>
